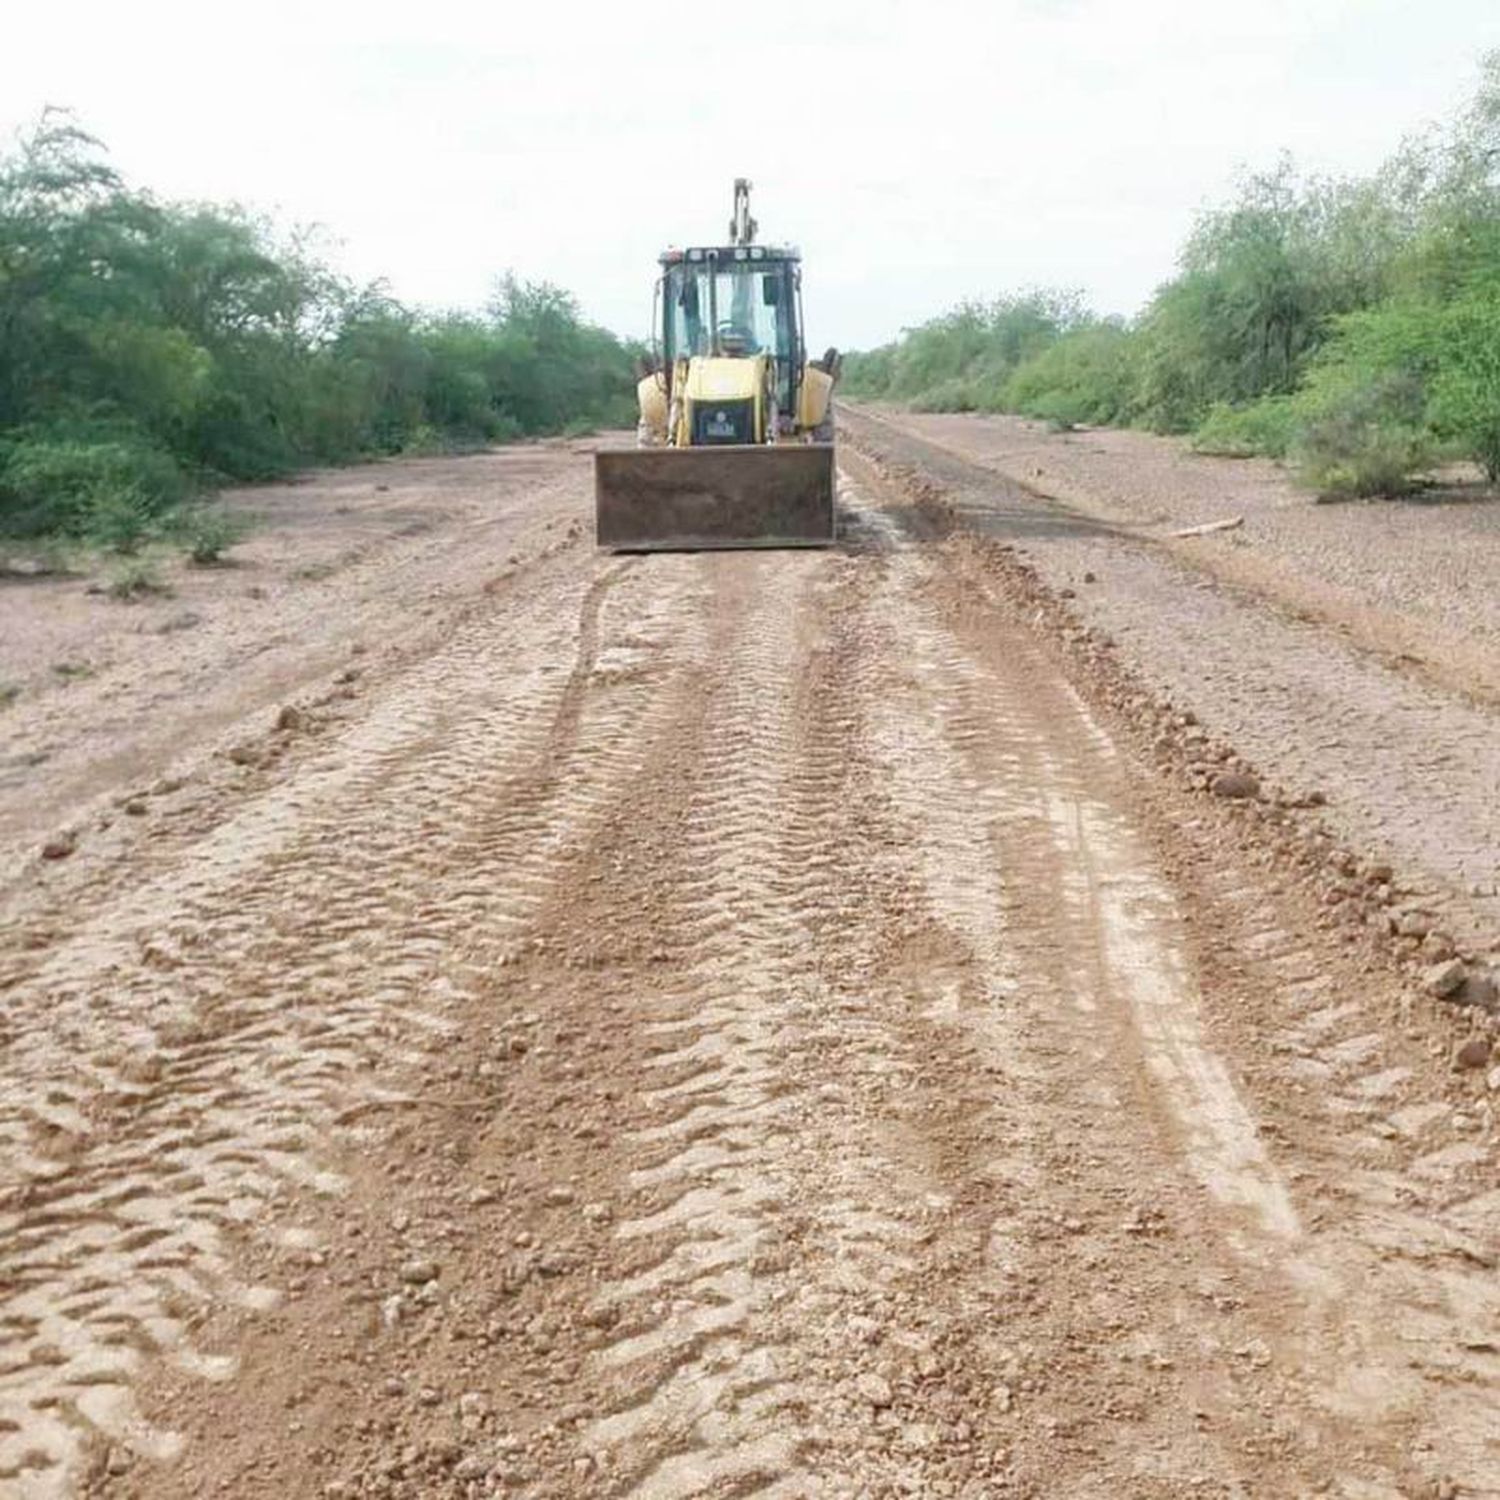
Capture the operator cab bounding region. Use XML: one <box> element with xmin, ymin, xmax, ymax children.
<box><xmin>659</xmin><ymin>246</ymin><xmax>802</xmax><ymax>414</ymax></box>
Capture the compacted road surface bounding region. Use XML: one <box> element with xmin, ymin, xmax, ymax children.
<box><xmin>2</xmin><ymin>436</ymin><xmax>1499</xmax><ymax>1499</ymax></box>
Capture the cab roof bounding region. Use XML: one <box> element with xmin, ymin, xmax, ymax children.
<box><xmin>659</xmin><ymin>244</ymin><xmax>800</xmax><ymax>267</ymax></box>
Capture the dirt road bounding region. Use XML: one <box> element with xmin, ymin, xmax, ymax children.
<box><xmin>3</xmin><ymin>435</ymin><xmax>1499</xmax><ymax>1499</ymax></box>
<box><xmin>840</xmin><ymin>406</ymin><xmax>1500</xmax><ymax>959</ymax></box>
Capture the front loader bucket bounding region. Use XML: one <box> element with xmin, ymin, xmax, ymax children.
<box><xmin>594</xmin><ymin>445</ymin><xmax>836</xmax><ymax>551</ymax></box>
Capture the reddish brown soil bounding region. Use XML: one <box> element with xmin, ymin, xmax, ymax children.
<box><xmin>2</xmin><ymin>431</ymin><xmax>1498</xmax><ymax>1500</ymax></box>
<box><xmin>844</xmin><ymin>405</ymin><xmax>1500</xmax><ymax>959</ymax></box>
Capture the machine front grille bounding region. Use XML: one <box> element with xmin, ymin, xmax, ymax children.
<box><xmin>691</xmin><ymin>399</ymin><xmax>755</xmax><ymax>445</ymax></box>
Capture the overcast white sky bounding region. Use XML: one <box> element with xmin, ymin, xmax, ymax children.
<box><xmin>3</xmin><ymin>1</ymin><xmax>1496</xmax><ymax>349</ymax></box>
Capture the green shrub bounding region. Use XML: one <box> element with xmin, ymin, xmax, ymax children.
<box><xmin>106</xmin><ymin>555</ymin><xmax>171</xmax><ymax>599</ymax></box>
<box><xmin>0</xmin><ymin>120</ymin><xmax>637</xmax><ymax>541</ymax></box>
<box><xmin>1004</xmin><ymin>324</ymin><xmax>1137</xmax><ymax>426</ymax></box>
<box><xmin>840</xmin><ymin>345</ymin><xmax>896</xmax><ymax>398</ymax></box>
<box><xmin>840</xmin><ymin>292</ymin><xmax>1091</xmax><ymax>411</ymax></box>
<box><xmin>1190</xmin><ymin>396</ymin><xmax>1299</xmax><ymax>458</ymax></box>
<box><xmin>84</xmin><ymin>482</ymin><xmax>160</xmax><ymax>554</ymax></box>
<box><xmin>908</xmin><ymin>378</ymin><xmax>987</xmax><ymax>413</ymax></box>
<box><xmin>0</xmin><ymin>434</ymin><xmax>187</xmax><ymax>538</ymax></box>
<box><xmin>397</xmin><ymin>423</ymin><xmax>448</xmax><ymax>456</ymax></box>
<box><xmin>173</xmin><ymin>503</ymin><xmax>250</xmax><ymax>564</ymax></box>
<box><xmin>840</xmin><ymin>56</ymin><xmax>1500</xmax><ymax>458</ymax></box>
<box><xmin>1291</xmin><ymin>373</ymin><xmax>1433</xmax><ymax>498</ymax></box>
<box><xmin>1422</xmin><ymin>293</ymin><xmax>1500</xmax><ymax>481</ymax></box>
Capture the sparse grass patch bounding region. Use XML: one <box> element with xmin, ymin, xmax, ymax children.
<box><xmin>0</xmin><ymin>683</ymin><xmax>19</xmax><ymax>709</ymax></box>
<box><xmin>1</xmin><ymin>537</ymin><xmax>83</xmax><ymax>577</ymax></box>
<box><xmin>105</xmin><ymin>556</ymin><xmax>172</xmax><ymax>600</ymax></box>
<box><xmin>172</xmin><ymin>503</ymin><xmax>250</xmax><ymax>565</ymax></box>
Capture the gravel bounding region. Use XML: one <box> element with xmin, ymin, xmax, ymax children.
<box><xmin>844</xmin><ymin>406</ymin><xmax>1500</xmax><ymax>951</ymax></box>
<box><xmin>890</xmin><ymin>410</ymin><xmax>1500</xmax><ymax>667</ymax></box>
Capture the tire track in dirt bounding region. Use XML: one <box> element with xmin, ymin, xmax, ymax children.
<box><xmin>504</xmin><ymin>535</ymin><xmax>948</xmax><ymax>1497</ymax></box>
<box><xmin>1183</xmin><ymin>857</ymin><xmax>1500</xmax><ymax>1495</ymax></box>
<box><xmin>546</xmin><ymin>478</ymin><xmax>1423</xmax><ymax>1496</ymax></box>
<box><xmin>559</xmin><ymin>480</ymin><xmax>1310</xmax><ymax>1495</ymax></box>
<box><xmin>12</xmin><ymin>444</ymin><xmax>1500</xmax><ymax>1499</ymax></box>
<box><xmin>579</xmin><ymin>556</ymin><xmax>833</xmax><ymax>1497</ymax></box>
<box><xmin>830</xmin><ymin>485</ymin><xmax>1284</xmax><ymax>1493</ymax></box>
<box><xmin>0</xmin><ymin>556</ymin><xmax>711</xmax><ymax>1496</ymax></box>
<box><xmin>879</xmin><ymin>478</ymin><xmax>1500</xmax><ymax>1496</ymax></box>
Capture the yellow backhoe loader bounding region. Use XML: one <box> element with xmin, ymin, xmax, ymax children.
<box><xmin>594</xmin><ymin>180</ymin><xmax>840</xmax><ymax>549</ymax></box>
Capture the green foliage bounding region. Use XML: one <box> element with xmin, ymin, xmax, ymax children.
<box><xmin>84</xmin><ymin>482</ymin><xmax>160</xmax><ymax>553</ymax></box>
<box><xmin>1284</xmin><ymin>216</ymin><xmax>1500</xmax><ymax>484</ymax></box>
<box><xmin>173</xmin><ymin>503</ymin><xmax>249</xmax><ymax>564</ymax></box>
<box><xmin>845</xmin><ymin>52</ymin><xmax>1500</xmax><ymax>493</ymax></box>
<box><xmin>0</xmin><ymin>112</ymin><xmax>637</xmax><ymax>541</ymax></box>
<box><xmin>1002</xmin><ymin>322</ymin><xmax>1137</xmax><ymax>426</ymax></box>
<box><xmin>1132</xmin><ymin>161</ymin><xmax>1398</xmax><ymax>430</ymax></box>
<box><xmin>1402</xmin><ymin>227</ymin><xmax>1500</xmax><ymax>480</ymax></box>
<box><xmin>839</xmin><ymin>344</ymin><xmax>894</xmax><ymax>398</ymax></box>
<box><xmin>843</xmin><ymin>291</ymin><xmax>1090</xmax><ymax>411</ymax></box>
<box><xmin>0</xmin><ymin>430</ymin><xmax>187</xmax><ymax>537</ymax></box>
<box><xmin>909</xmin><ymin>378</ymin><xmax>986</xmax><ymax>413</ymax></box>
<box><xmin>1190</xmin><ymin>397</ymin><xmax>1299</xmax><ymax>458</ymax></box>
<box><xmin>1429</xmin><ymin>298</ymin><xmax>1500</xmax><ymax>481</ymax></box>
<box><xmin>105</xmin><ymin>555</ymin><xmax>171</xmax><ymax>599</ymax></box>
<box><xmin>1291</xmin><ymin>372</ymin><xmax>1433</xmax><ymax>498</ymax></box>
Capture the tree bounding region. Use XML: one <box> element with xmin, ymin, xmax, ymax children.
<box><xmin>0</xmin><ymin>116</ymin><xmax>637</xmax><ymax>540</ymax></box>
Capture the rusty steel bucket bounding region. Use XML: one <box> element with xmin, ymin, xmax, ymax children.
<box><xmin>594</xmin><ymin>445</ymin><xmax>836</xmax><ymax>551</ymax></box>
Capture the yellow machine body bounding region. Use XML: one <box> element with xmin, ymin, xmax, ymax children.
<box><xmin>596</xmin><ymin>180</ymin><xmax>840</xmax><ymax>550</ymax></box>
<box><xmin>677</xmin><ymin>354</ymin><xmax>769</xmax><ymax>446</ymax></box>
<box><xmin>636</xmin><ymin>372</ymin><xmax>668</xmax><ymax>441</ymax></box>
<box><xmin>797</xmin><ymin>363</ymin><xmax>836</xmax><ymax>431</ymax></box>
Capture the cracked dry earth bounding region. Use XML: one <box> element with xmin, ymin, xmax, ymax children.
<box><xmin>3</xmin><ymin>445</ymin><xmax>1500</xmax><ymax>1500</ymax></box>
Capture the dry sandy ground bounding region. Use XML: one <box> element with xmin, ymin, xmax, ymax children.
<box><xmin>878</xmin><ymin>409</ymin><xmax>1500</xmax><ymax>702</ymax></box>
<box><xmin>0</xmin><ymin>445</ymin><xmax>587</xmax><ymax>877</ymax></box>
<box><xmin>845</xmin><ymin>406</ymin><xmax>1500</xmax><ymax>958</ymax></box>
<box><xmin>2</xmin><ymin>431</ymin><xmax>1500</xmax><ymax>1500</ymax></box>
